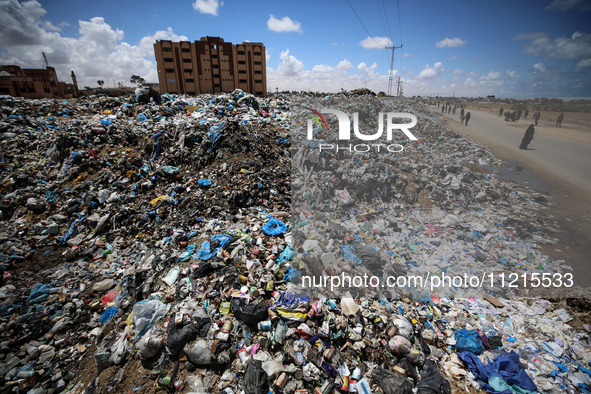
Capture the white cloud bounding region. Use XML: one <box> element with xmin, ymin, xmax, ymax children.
<box><xmin>402</xmin><ymin>53</ymin><xmax>411</xmax><ymax>58</ymax></box>
<box><xmin>359</xmin><ymin>36</ymin><xmax>393</xmax><ymax>49</ymax></box>
<box><xmin>466</xmin><ymin>71</ymin><xmax>478</xmax><ymax>77</ymax></box>
<box><xmin>435</xmin><ymin>37</ymin><xmax>467</xmax><ymax>48</ymax></box>
<box><xmin>451</xmin><ymin>68</ymin><xmax>463</xmax><ymax>74</ymax></box>
<box><xmin>267</xmin><ymin>15</ymin><xmax>302</xmax><ymax>33</ymax></box>
<box><xmin>546</xmin><ymin>0</ymin><xmax>591</xmax><ymax>11</ymax></box>
<box><xmin>516</xmin><ymin>31</ymin><xmax>591</xmax><ymax>70</ymax></box>
<box><xmin>192</xmin><ymin>0</ymin><xmax>223</xmax><ymax>16</ymax></box>
<box><xmin>357</xmin><ymin>62</ymin><xmax>378</xmax><ymax>73</ymax></box>
<box><xmin>0</xmin><ymin>1</ymin><xmax>189</xmax><ymax>87</ymax></box>
<box><xmin>446</xmin><ymin>55</ymin><xmax>460</xmax><ymax>60</ymax></box>
<box><xmin>43</xmin><ymin>20</ymin><xmax>67</xmax><ymax>32</ymax></box>
<box><xmin>480</xmin><ymin>71</ymin><xmax>501</xmax><ymax>81</ymax></box>
<box><xmin>507</xmin><ymin>70</ymin><xmax>516</xmax><ymax>77</ymax></box>
<box><xmin>575</xmin><ymin>58</ymin><xmax>591</xmax><ymax>70</ymax></box>
<box><xmin>266</xmin><ymin>53</ymin><xmax>271</xmax><ymax>63</ymax></box>
<box><xmin>277</xmin><ymin>49</ymin><xmax>304</xmax><ymax>76</ymax></box>
<box><xmin>336</xmin><ymin>59</ymin><xmax>353</xmax><ymax>70</ymax></box>
<box><xmin>533</xmin><ymin>63</ymin><xmax>546</xmax><ymax>72</ymax></box>
<box><xmin>418</xmin><ymin>62</ymin><xmax>444</xmax><ymax>80</ymax></box>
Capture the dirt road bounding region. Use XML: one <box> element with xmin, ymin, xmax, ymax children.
<box><xmin>432</xmin><ymin>105</ymin><xmax>591</xmax><ymax>288</ymax></box>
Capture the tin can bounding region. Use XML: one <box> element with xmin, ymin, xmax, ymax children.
<box><xmin>349</xmin><ymin>380</ymin><xmax>358</xmax><ymax>392</ymax></box>
<box><xmin>393</xmin><ymin>365</ymin><xmax>406</xmax><ymax>376</ymax></box>
<box><xmin>222</xmin><ymin>320</ymin><xmax>232</xmax><ymax>333</ymax></box>
<box><xmin>238</xmin><ymin>275</ymin><xmax>248</xmax><ymax>284</ymax></box>
<box><xmin>250</xmin><ymin>286</ymin><xmax>259</xmax><ymax>297</ymax></box>
<box><xmin>324</xmin><ymin>347</ymin><xmax>336</xmax><ymax>362</ymax></box>
<box><xmin>294</xmin><ymin>351</ymin><xmax>304</xmax><ymax>365</ymax></box>
<box><xmin>351</xmin><ymin>368</ymin><xmax>361</xmax><ymax>380</ymax></box>
<box><xmin>294</xmin><ymin>368</ymin><xmax>303</xmax><ymax>380</ymax></box>
<box><xmin>238</xmin><ymin>348</ymin><xmax>249</xmax><ymax>363</ymax></box>
<box><xmin>295</xmin><ymin>390</ymin><xmax>309</xmax><ymax>394</ymax></box>
<box><xmin>319</xmin><ymin>380</ymin><xmax>333</xmax><ymax>394</ymax></box>
<box><xmin>387</xmin><ymin>326</ymin><xmax>397</xmax><ymax>337</ymax></box>
<box><xmin>341</xmin><ymin>376</ymin><xmax>350</xmax><ymax>392</ymax></box>
<box><xmin>217</xmin><ymin>331</ymin><xmax>229</xmax><ymax>342</ymax></box>
<box><xmin>257</xmin><ymin>320</ymin><xmax>272</xmax><ymax>331</ymax></box>
<box><xmin>266</xmin><ymin>280</ymin><xmax>274</xmax><ymax>291</ymax></box>
<box><xmin>275</xmin><ymin>372</ymin><xmax>287</xmax><ymax>390</ymax></box>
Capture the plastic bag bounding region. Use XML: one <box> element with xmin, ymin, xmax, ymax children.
<box><xmin>184</xmin><ymin>339</ymin><xmax>212</xmax><ymax>365</ymax></box>
<box><xmin>99</xmin><ymin>306</ymin><xmax>119</xmax><ymax>324</ymax></box>
<box><xmin>101</xmin><ymin>290</ymin><xmax>117</xmax><ymax>305</ymax></box>
<box><xmin>393</xmin><ymin>318</ymin><xmax>413</xmax><ymax>339</ymax></box>
<box><xmin>109</xmin><ymin>327</ymin><xmax>129</xmax><ymax>365</ymax></box>
<box><xmin>132</xmin><ymin>300</ymin><xmax>170</xmax><ymax>334</ymax></box>
<box><xmin>167</xmin><ymin>319</ymin><xmax>204</xmax><ymax>357</ymax></box>
<box><xmin>271</xmin><ymin>290</ymin><xmax>310</xmax><ymax>322</ymax></box>
<box><xmin>389</xmin><ymin>335</ymin><xmax>412</xmax><ymax>353</ymax></box>
<box><xmin>335</xmin><ymin>189</ymin><xmax>354</xmax><ymax>205</ymax></box>
<box><xmin>243</xmin><ymin>359</ymin><xmax>268</xmax><ymax>394</ymax></box>
<box><xmin>262</xmin><ymin>218</ymin><xmax>287</xmax><ymax>236</ymax></box>
<box><xmin>231</xmin><ymin>298</ymin><xmax>269</xmax><ymax>328</ymax></box>
<box><xmin>415</xmin><ymin>360</ymin><xmax>452</xmax><ymax>394</ymax></box>
<box><xmin>372</xmin><ymin>368</ymin><xmax>413</xmax><ymax>394</ymax></box>
<box><xmin>136</xmin><ymin>326</ymin><xmax>164</xmax><ymax>360</ymax></box>
<box><xmin>455</xmin><ymin>328</ymin><xmax>483</xmax><ymax>355</ymax></box>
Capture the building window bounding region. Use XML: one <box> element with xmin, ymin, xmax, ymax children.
<box><xmin>163</xmin><ymin>47</ymin><xmax>172</xmax><ymax>52</ymax></box>
<box><xmin>165</xmin><ymin>68</ymin><xmax>174</xmax><ymax>73</ymax></box>
<box><xmin>213</xmin><ymin>74</ymin><xmax>220</xmax><ymax>78</ymax></box>
<box><xmin>255</xmin><ymin>79</ymin><xmax>262</xmax><ymax>83</ymax></box>
<box><xmin>184</xmin><ymin>68</ymin><xmax>193</xmax><ymax>73</ymax></box>
<box><xmin>238</xmin><ymin>61</ymin><xmax>246</xmax><ymax>65</ymax></box>
<box><xmin>254</xmin><ymin>70</ymin><xmax>262</xmax><ymax>74</ymax></box>
<box><xmin>254</xmin><ymin>52</ymin><xmax>261</xmax><ymax>56</ymax></box>
<box><xmin>164</xmin><ymin>58</ymin><xmax>173</xmax><ymax>62</ymax></box>
<box><xmin>255</xmin><ymin>91</ymin><xmax>263</xmax><ymax>95</ymax></box>
<box><xmin>239</xmin><ymin>79</ymin><xmax>247</xmax><ymax>83</ymax></box>
<box><xmin>183</xmin><ymin>58</ymin><xmax>192</xmax><ymax>63</ymax></box>
<box><xmin>212</xmin><ymin>64</ymin><xmax>219</xmax><ymax>69</ymax></box>
<box><xmin>212</xmin><ymin>55</ymin><xmax>218</xmax><ymax>58</ymax></box>
<box><xmin>186</xmin><ymin>78</ymin><xmax>194</xmax><ymax>83</ymax></box>
<box><xmin>182</xmin><ymin>48</ymin><xmax>190</xmax><ymax>53</ymax></box>
<box><xmin>214</xmin><ymin>84</ymin><xmax>220</xmax><ymax>88</ymax></box>
<box><xmin>237</xmin><ymin>50</ymin><xmax>245</xmax><ymax>55</ymax></box>
<box><xmin>238</xmin><ymin>70</ymin><xmax>246</xmax><ymax>74</ymax></box>
<box><xmin>187</xmin><ymin>91</ymin><xmax>195</xmax><ymax>95</ymax></box>
<box><xmin>254</xmin><ymin>61</ymin><xmax>262</xmax><ymax>65</ymax></box>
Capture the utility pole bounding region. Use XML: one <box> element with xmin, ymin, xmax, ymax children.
<box><xmin>385</xmin><ymin>44</ymin><xmax>402</xmax><ymax>96</ymax></box>
<box><xmin>395</xmin><ymin>76</ymin><xmax>403</xmax><ymax>97</ymax></box>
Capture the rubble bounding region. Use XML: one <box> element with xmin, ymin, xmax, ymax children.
<box><xmin>0</xmin><ymin>92</ymin><xmax>588</xmax><ymax>394</ymax></box>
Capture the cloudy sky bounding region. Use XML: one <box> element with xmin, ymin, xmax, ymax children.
<box><xmin>1</xmin><ymin>0</ymin><xmax>590</xmax><ymax>97</ymax></box>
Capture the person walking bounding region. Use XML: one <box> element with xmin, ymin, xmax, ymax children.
<box><xmin>519</xmin><ymin>124</ymin><xmax>535</xmax><ymax>149</ymax></box>
<box><xmin>524</xmin><ymin>108</ymin><xmax>529</xmax><ymax>119</ymax></box>
<box><xmin>556</xmin><ymin>112</ymin><xmax>564</xmax><ymax>127</ymax></box>
<box><xmin>464</xmin><ymin>112</ymin><xmax>471</xmax><ymax>126</ymax></box>
<box><xmin>534</xmin><ymin>111</ymin><xmax>540</xmax><ymax>126</ymax></box>
<box><xmin>499</xmin><ymin>107</ymin><xmax>504</xmax><ymax>117</ymax></box>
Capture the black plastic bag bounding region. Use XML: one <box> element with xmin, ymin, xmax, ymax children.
<box><xmin>415</xmin><ymin>360</ymin><xmax>451</xmax><ymax>394</ymax></box>
<box><xmin>243</xmin><ymin>359</ymin><xmax>267</xmax><ymax>394</ymax></box>
<box><xmin>230</xmin><ymin>299</ymin><xmax>268</xmax><ymax>328</ymax></box>
<box><xmin>167</xmin><ymin>319</ymin><xmax>207</xmax><ymax>357</ymax></box>
<box><xmin>372</xmin><ymin>368</ymin><xmax>413</xmax><ymax>394</ymax></box>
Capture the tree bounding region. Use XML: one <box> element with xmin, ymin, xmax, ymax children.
<box><xmin>130</xmin><ymin>75</ymin><xmax>146</xmax><ymax>86</ymax></box>
<box><xmin>97</xmin><ymin>80</ymin><xmax>104</xmax><ymax>88</ymax></box>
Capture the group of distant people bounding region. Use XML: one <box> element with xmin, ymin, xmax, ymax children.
<box><xmin>499</xmin><ymin>107</ymin><xmax>563</xmax><ymax>127</ymax></box>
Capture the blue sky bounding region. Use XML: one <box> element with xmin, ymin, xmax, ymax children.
<box><xmin>1</xmin><ymin>0</ymin><xmax>590</xmax><ymax>97</ymax></box>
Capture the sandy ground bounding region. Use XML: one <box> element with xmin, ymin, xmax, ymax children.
<box><xmin>432</xmin><ymin>105</ymin><xmax>591</xmax><ymax>288</ymax></box>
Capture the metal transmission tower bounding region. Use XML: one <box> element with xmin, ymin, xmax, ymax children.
<box><xmin>385</xmin><ymin>44</ymin><xmax>402</xmax><ymax>96</ymax></box>
<box><xmin>396</xmin><ymin>76</ymin><xmax>403</xmax><ymax>97</ymax></box>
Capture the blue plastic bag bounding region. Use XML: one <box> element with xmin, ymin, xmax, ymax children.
<box><xmin>198</xmin><ymin>179</ymin><xmax>211</xmax><ymax>187</ymax></box>
<box><xmin>99</xmin><ymin>306</ymin><xmax>119</xmax><ymax>324</ymax></box>
<box><xmin>196</xmin><ymin>234</ymin><xmax>232</xmax><ymax>260</ymax></box>
<box><xmin>262</xmin><ymin>219</ymin><xmax>287</xmax><ymax>236</ymax></box>
<box><xmin>455</xmin><ymin>328</ymin><xmax>483</xmax><ymax>355</ymax></box>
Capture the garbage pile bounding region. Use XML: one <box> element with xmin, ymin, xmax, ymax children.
<box><xmin>0</xmin><ymin>92</ymin><xmax>588</xmax><ymax>394</ymax></box>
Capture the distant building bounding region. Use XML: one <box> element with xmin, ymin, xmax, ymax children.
<box><xmin>0</xmin><ymin>65</ymin><xmax>76</xmax><ymax>98</ymax></box>
<box><xmin>154</xmin><ymin>36</ymin><xmax>267</xmax><ymax>97</ymax></box>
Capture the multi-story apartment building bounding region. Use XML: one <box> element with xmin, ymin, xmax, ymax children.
<box><xmin>154</xmin><ymin>36</ymin><xmax>266</xmax><ymax>97</ymax></box>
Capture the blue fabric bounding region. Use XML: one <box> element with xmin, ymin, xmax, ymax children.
<box><xmin>99</xmin><ymin>307</ymin><xmax>119</xmax><ymax>323</ymax></box>
<box><xmin>196</xmin><ymin>234</ymin><xmax>231</xmax><ymax>260</ymax></box>
<box><xmin>207</xmin><ymin>121</ymin><xmax>226</xmax><ymax>153</ymax></box>
<box><xmin>341</xmin><ymin>245</ymin><xmax>362</xmax><ymax>266</ymax></box>
<box><xmin>262</xmin><ymin>219</ymin><xmax>287</xmax><ymax>236</ymax></box>
<box><xmin>198</xmin><ymin>179</ymin><xmax>211</xmax><ymax>186</ymax></box>
<box><xmin>455</xmin><ymin>328</ymin><xmax>484</xmax><ymax>354</ymax></box>
<box><xmin>459</xmin><ymin>351</ymin><xmax>537</xmax><ymax>394</ymax></box>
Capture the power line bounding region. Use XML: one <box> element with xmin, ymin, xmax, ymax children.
<box><xmin>345</xmin><ymin>0</ymin><xmax>382</xmax><ymax>48</ymax></box>
<box><xmin>377</xmin><ymin>0</ymin><xmax>389</xmax><ymax>39</ymax></box>
<box><xmin>397</xmin><ymin>0</ymin><xmax>403</xmax><ymax>45</ymax></box>
<box><xmin>381</xmin><ymin>0</ymin><xmax>393</xmax><ymax>41</ymax></box>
